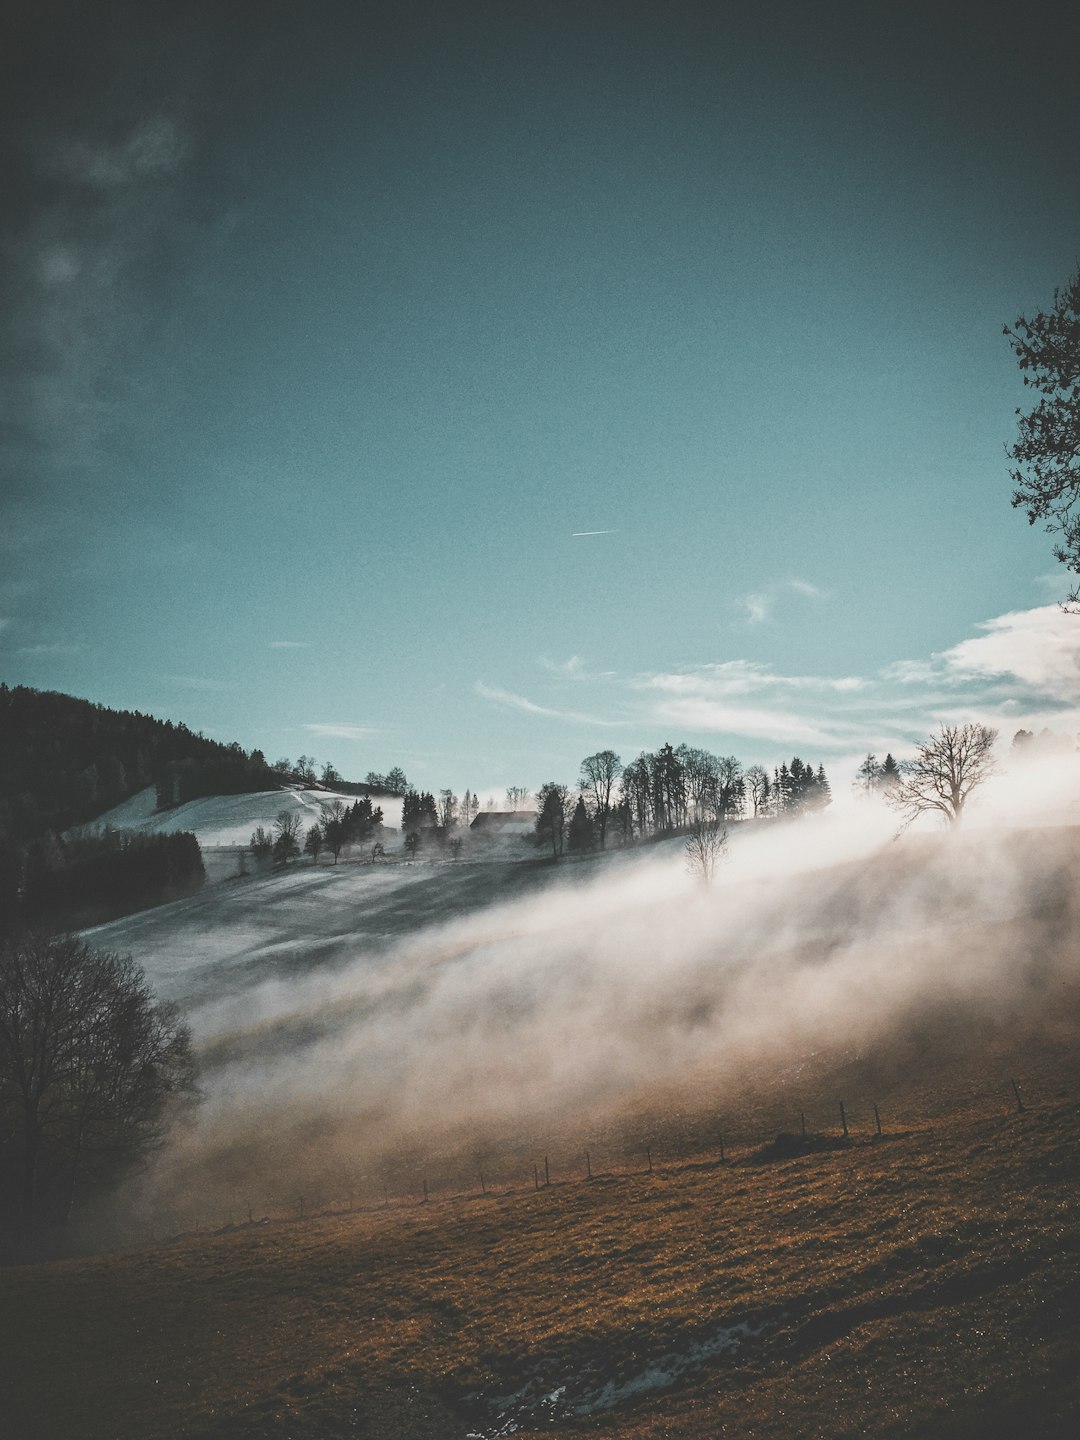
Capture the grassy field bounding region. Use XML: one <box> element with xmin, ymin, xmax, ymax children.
<box><xmin>5</xmin><ymin>1014</ymin><xmax>1080</xmax><ymax>1440</ymax></box>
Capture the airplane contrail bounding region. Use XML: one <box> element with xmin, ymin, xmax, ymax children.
<box><xmin>572</xmin><ymin>530</ymin><xmax>615</xmax><ymax>537</ymax></box>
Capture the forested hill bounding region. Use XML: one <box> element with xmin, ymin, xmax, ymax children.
<box><xmin>0</xmin><ymin>684</ymin><xmax>277</xmax><ymax>842</ymax></box>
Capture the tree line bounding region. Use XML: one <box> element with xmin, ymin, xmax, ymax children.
<box><xmin>535</xmin><ymin>746</ymin><xmax>833</xmax><ymax>859</ymax></box>
<box><xmin>251</xmin><ymin>796</ymin><xmax>386</xmax><ymax>869</ymax></box>
<box><xmin>2</xmin><ymin>828</ymin><xmax>205</xmax><ymax>935</ymax></box>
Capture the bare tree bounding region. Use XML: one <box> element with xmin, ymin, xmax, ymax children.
<box><xmin>505</xmin><ymin>785</ymin><xmax>530</xmax><ymax>811</ymax></box>
<box><xmin>0</xmin><ymin>933</ymin><xmax>195</xmax><ymax>1258</ymax></box>
<box><xmin>887</xmin><ymin>724</ymin><xmax>998</xmax><ymax>830</ymax></box>
<box><xmin>438</xmin><ymin>789</ymin><xmax>459</xmax><ymax>829</ymax></box>
<box><xmin>303</xmin><ymin>823</ymin><xmax>324</xmax><ymax>865</ymax></box>
<box><xmin>320</xmin><ymin>799</ymin><xmax>348</xmax><ymax>862</ymax></box>
<box><xmin>745</xmin><ymin>765</ymin><xmax>769</xmax><ymax>818</ymax></box>
<box><xmin>272</xmin><ymin>809</ymin><xmax>304</xmax><ymax>865</ymax></box>
<box><xmin>684</xmin><ymin>816</ymin><xmax>728</xmax><ymax>886</ymax></box>
<box><xmin>579</xmin><ymin>750</ymin><xmax>622</xmax><ymax>849</ymax></box>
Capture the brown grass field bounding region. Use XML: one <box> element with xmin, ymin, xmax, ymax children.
<box><xmin>4</xmin><ymin>1009</ymin><xmax>1080</xmax><ymax>1440</ymax></box>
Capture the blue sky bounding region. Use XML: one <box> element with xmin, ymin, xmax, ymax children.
<box><xmin>3</xmin><ymin>1</ymin><xmax>1079</xmax><ymax>796</ymax></box>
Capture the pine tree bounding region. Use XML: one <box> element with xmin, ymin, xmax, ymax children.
<box><xmin>567</xmin><ymin>796</ymin><xmax>595</xmax><ymax>853</ymax></box>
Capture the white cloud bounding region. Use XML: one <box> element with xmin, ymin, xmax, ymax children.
<box><xmin>639</xmin><ymin>661</ymin><xmax>864</xmax><ymax>699</ymax></box>
<box><xmin>738</xmin><ymin>592</ymin><xmax>769</xmax><ymax>624</ymax></box>
<box><xmin>484</xmin><ymin>608</ymin><xmax>1080</xmax><ymax>765</ymax></box>
<box><xmin>646</xmin><ymin>696</ymin><xmax>842</xmax><ymax>748</ymax></box>
<box><xmin>540</xmin><ymin>654</ymin><xmax>586</xmax><ymax>678</ymax></box>
<box><xmin>270</xmin><ymin>640</ymin><xmax>308</xmax><ymax>650</ymax></box>
<box><xmin>303</xmin><ymin>723</ymin><xmax>374</xmax><ymax>741</ymax></box>
<box><xmin>939</xmin><ymin>605</ymin><xmax>1080</xmax><ymax>701</ymax></box>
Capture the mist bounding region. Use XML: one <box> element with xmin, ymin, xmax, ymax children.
<box><xmin>110</xmin><ymin>756</ymin><xmax>1080</xmax><ymax>1224</ymax></box>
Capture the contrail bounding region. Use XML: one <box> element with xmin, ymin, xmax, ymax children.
<box><xmin>572</xmin><ymin>530</ymin><xmax>615</xmax><ymax>537</ymax></box>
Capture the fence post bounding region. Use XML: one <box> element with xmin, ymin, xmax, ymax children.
<box><xmin>839</xmin><ymin>1101</ymin><xmax>848</xmax><ymax>1139</ymax></box>
<box><xmin>800</xmin><ymin>1110</ymin><xmax>806</xmax><ymax>1139</ymax></box>
<box><xmin>585</xmin><ymin>1149</ymin><xmax>592</xmax><ymax>1180</ymax></box>
<box><xmin>646</xmin><ymin>1144</ymin><xmax>653</xmax><ymax>1174</ymax></box>
<box><xmin>534</xmin><ymin>1166</ymin><xmax>540</xmax><ymax>1192</ymax></box>
<box><xmin>873</xmin><ymin>1104</ymin><xmax>882</xmax><ymax>1137</ymax></box>
<box><xmin>545</xmin><ymin>1156</ymin><xmax>551</xmax><ymax>1187</ymax></box>
<box><xmin>480</xmin><ymin>1172</ymin><xmax>486</xmax><ymax>1196</ymax></box>
<box><xmin>1011</xmin><ymin>1078</ymin><xmax>1026</xmax><ymax>1114</ymax></box>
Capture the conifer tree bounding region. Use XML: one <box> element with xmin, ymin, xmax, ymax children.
<box><xmin>567</xmin><ymin>796</ymin><xmax>595</xmax><ymax>852</ymax></box>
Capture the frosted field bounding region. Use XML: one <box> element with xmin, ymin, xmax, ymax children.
<box><xmin>82</xmin><ymin>852</ymin><xmax>578</xmax><ymax>1015</ymax></box>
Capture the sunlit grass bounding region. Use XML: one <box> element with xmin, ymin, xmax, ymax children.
<box><xmin>4</xmin><ymin>1020</ymin><xmax>1080</xmax><ymax>1438</ymax></box>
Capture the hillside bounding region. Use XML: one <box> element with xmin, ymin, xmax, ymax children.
<box><xmin>71</xmin><ymin>811</ymin><xmax>1080</xmax><ymax>1221</ymax></box>
<box><xmin>3</xmin><ymin>1010</ymin><xmax>1078</xmax><ymax>1440</ymax></box>
<box><xmin>0</xmin><ymin>684</ymin><xmax>278</xmax><ymax>842</ymax></box>
<box><xmin>8</xmin><ymin>803</ymin><xmax>1080</xmax><ymax>1436</ymax></box>
<box><xmin>81</xmin><ymin>784</ymin><xmax>405</xmax><ymax>852</ymax></box>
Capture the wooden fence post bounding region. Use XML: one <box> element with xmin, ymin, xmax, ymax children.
<box><xmin>544</xmin><ymin>1156</ymin><xmax>550</xmax><ymax>1187</ymax></box>
<box><xmin>800</xmin><ymin>1110</ymin><xmax>806</xmax><ymax>1139</ymax></box>
<box><xmin>873</xmin><ymin>1103</ymin><xmax>882</xmax><ymax>1137</ymax></box>
<box><xmin>1011</xmin><ymin>1078</ymin><xmax>1026</xmax><ymax>1114</ymax></box>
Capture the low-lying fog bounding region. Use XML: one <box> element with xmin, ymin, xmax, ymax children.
<box><xmin>86</xmin><ymin>758</ymin><xmax>1080</xmax><ymax>1224</ymax></box>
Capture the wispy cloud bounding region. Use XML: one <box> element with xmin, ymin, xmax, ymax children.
<box><xmin>302</xmin><ymin>723</ymin><xmax>375</xmax><ymax>741</ymax></box>
<box><xmin>639</xmin><ymin>661</ymin><xmax>864</xmax><ymax>700</ymax></box>
<box><xmin>539</xmin><ymin>655</ymin><xmax>616</xmax><ymax>682</ymax></box>
<box><xmin>270</xmin><ymin>640</ymin><xmax>308</xmax><ymax>650</ymax></box>
<box><xmin>571</xmin><ymin>530</ymin><xmax>615</xmax><ymax>537</ymax></box>
<box><xmin>735</xmin><ymin>578</ymin><xmax>826</xmax><ymax>626</ymax></box>
<box><xmin>788</xmin><ymin>577</ymin><xmax>826</xmax><ymax>599</ymax></box>
<box><xmin>16</xmin><ymin>642</ymin><xmax>81</xmax><ymax>656</ymax></box>
<box><xmin>483</xmin><ymin>607</ymin><xmax>1080</xmax><ymax>769</ymax></box>
<box><xmin>475</xmin><ymin>682</ymin><xmax>622</xmax><ymax>728</ymax></box>
<box><xmin>644</xmin><ymin>696</ymin><xmax>844</xmax><ymax>749</ymax></box>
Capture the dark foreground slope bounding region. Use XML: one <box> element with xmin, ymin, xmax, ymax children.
<box><xmin>3</xmin><ymin>1021</ymin><xmax>1079</xmax><ymax>1440</ymax></box>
